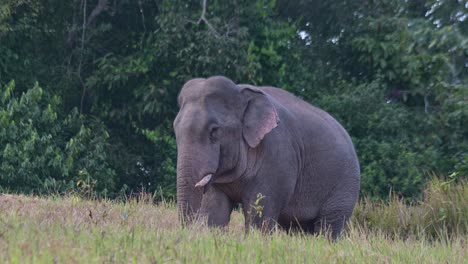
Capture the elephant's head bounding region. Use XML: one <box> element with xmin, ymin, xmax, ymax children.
<box><xmin>173</xmin><ymin>76</ymin><xmax>279</xmax><ymax>222</ymax></box>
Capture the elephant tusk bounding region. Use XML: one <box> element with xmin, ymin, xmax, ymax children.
<box><xmin>195</xmin><ymin>174</ymin><xmax>212</xmax><ymax>188</ymax></box>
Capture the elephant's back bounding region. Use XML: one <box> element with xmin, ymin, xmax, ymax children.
<box><xmin>260</xmin><ymin>86</ymin><xmax>355</xmax><ymax>156</ymax></box>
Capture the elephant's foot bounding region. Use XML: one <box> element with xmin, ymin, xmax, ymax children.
<box><xmin>313</xmin><ymin>216</ymin><xmax>348</xmax><ymax>240</ymax></box>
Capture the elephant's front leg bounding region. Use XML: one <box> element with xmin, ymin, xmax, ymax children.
<box><xmin>199</xmin><ymin>185</ymin><xmax>234</xmax><ymax>228</ymax></box>
<box><xmin>242</xmin><ymin>192</ymin><xmax>282</xmax><ymax>233</ymax></box>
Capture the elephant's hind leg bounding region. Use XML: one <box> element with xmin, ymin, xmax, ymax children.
<box><xmin>278</xmin><ymin>218</ymin><xmax>315</xmax><ymax>235</ymax></box>
<box><xmin>313</xmin><ymin>194</ymin><xmax>355</xmax><ymax>240</ymax></box>
<box><xmin>313</xmin><ymin>216</ymin><xmax>348</xmax><ymax>240</ymax></box>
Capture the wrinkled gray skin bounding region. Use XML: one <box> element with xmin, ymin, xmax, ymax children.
<box><xmin>174</xmin><ymin>76</ymin><xmax>360</xmax><ymax>239</ymax></box>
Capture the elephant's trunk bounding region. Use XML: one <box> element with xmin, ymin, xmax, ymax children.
<box><xmin>176</xmin><ymin>160</ymin><xmax>203</xmax><ymax>224</ymax></box>
<box><xmin>176</xmin><ymin>145</ymin><xmax>219</xmax><ymax>224</ymax></box>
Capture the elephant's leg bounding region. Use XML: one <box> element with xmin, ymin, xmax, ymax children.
<box><xmin>313</xmin><ymin>194</ymin><xmax>355</xmax><ymax>239</ymax></box>
<box><xmin>242</xmin><ymin>193</ymin><xmax>282</xmax><ymax>233</ymax></box>
<box><xmin>278</xmin><ymin>219</ymin><xmax>315</xmax><ymax>235</ymax></box>
<box><xmin>313</xmin><ymin>216</ymin><xmax>348</xmax><ymax>240</ymax></box>
<box><xmin>199</xmin><ymin>185</ymin><xmax>234</xmax><ymax>228</ymax></box>
<box><xmin>243</xmin><ymin>206</ymin><xmax>277</xmax><ymax>233</ymax></box>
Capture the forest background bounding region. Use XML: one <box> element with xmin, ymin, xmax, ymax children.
<box><xmin>0</xmin><ymin>0</ymin><xmax>466</xmax><ymax>200</ymax></box>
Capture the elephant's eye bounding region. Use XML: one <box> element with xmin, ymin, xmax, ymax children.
<box><xmin>209</xmin><ymin>127</ymin><xmax>219</xmax><ymax>142</ymax></box>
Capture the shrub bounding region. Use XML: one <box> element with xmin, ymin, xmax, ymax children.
<box><xmin>0</xmin><ymin>80</ymin><xmax>116</xmax><ymax>195</ymax></box>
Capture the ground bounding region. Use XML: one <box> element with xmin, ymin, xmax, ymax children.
<box><xmin>0</xmin><ymin>194</ymin><xmax>466</xmax><ymax>263</ymax></box>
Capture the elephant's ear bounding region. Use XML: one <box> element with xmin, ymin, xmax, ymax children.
<box><xmin>240</xmin><ymin>85</ymin><xmax>280</xmax><ymax>148</ymax></box>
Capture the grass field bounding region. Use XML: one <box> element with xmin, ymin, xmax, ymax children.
<box><xmin>0</xmin><ymin>179</ymin><xmax>466</xmax><ymax>263</ymax></box>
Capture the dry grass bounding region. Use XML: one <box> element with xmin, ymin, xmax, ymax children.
<box><xmin>0</xmin><ymin>179</ymin><xmax>466</xmax><ymax>263</ymax></box>
<box><xmin>353</xmin><ymin>178</ymin><xmax>468</xmax><ymax>240</ymax></box>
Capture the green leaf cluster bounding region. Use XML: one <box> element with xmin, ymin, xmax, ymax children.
<box><xmin>0</xmin><ymin>81</ymin><xmax>115</xmax><ymax>195</ymax></box>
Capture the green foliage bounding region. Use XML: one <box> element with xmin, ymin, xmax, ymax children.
<box><xmin>82</xmin><ymin>0</ymin><xmax>303</xmax><ymax>196</ymax></box>
<box><xmin>317</xmin><ymin>80</ymin><xmax>444</xmax><ymax>198</ymax></box>
<box><xmin>0</xmin><ymin>0</ymin><xmax>466</xmax><ymax>199</ymax></box>
<box><xmin>0</xmin><ymin>81</ymin><xmax>115</xmax><ymax>195</ymax></box>
<box><xmin>296</xmin><ymin>0</ymin><xmax>468</xmax><ymax>198</ymax></box>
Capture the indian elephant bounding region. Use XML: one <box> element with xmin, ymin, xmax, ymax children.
<box><xmin>173</xmin><ymin>76</ymin><xmax>360</xmax><ymax>239</ymax></box>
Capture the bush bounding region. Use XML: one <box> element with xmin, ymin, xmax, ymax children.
<box><xmin>0</xmin><ymin>80</ymin><xmax>116</xmax><ymax>195</ymax></box>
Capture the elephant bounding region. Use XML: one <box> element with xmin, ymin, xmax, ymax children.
<box><xmin>173</xmin><ymin>76</ymin><xmax>360</xmax><ymax>239</ymax></box>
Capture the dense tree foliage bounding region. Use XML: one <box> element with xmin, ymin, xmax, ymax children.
<box><xmin>0</xmin><ymin>0</ymin><xmax>466</xmax><ymax>199</ymax></box>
